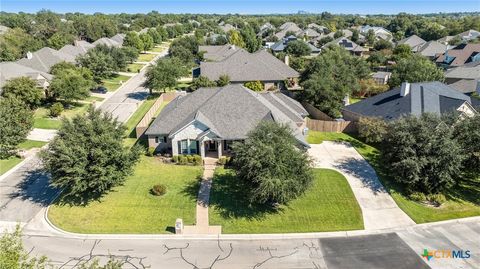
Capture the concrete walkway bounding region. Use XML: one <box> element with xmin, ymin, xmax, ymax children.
<box><xmin>183</xmin><ymin>158</ymin><xmax>221</xmax><ymax>234</ymax></box>
<box><xmin>26</xmin><ymin>128</ymin><xmax>57</xmax><ymax>142</ymax></box>
<box><xmin>308</xmin><ymin>141</ymin><xmax>415</xmax><ymax>230</ymax></box>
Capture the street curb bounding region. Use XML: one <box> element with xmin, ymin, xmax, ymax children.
<box><xmin>42</xmin><ymin>205</ymin><xmax>480</xmax><ymax>240</ymax></box>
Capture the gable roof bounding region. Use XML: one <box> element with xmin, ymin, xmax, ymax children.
<box><xmin>270</xmin><ymin>36</ymin><xmax>320</xmax><ymax>53</ymax></box>
<box><xmin>58</xmin><ymin>44</ymin><xmax>88</xmax><ymax>58</ymax></box>
<box><xmin>145</xmin><ymin>84</ymin><xmax>309</xmax><ymax>146</ymax></box>
<box><xmin>110</xmin><ymin>33</ymin><xmax>125</xmax><ymax>45</ymax></box>
<box><xmin>0</xmin><ymin>62</ymin><xmax>53</xmax><ymax>88</ymax></box>
<box><xmin>199</xmin><ymin>44</ymin><xmax>239</xmax><ymax>61</ymax></box>
<box><xmin>74</xmin><ymin>40</ymin><xmax>95</xmax><ymax>51</ymax></box>
<box><xmin>323</xmin><ymin>37</ymin><xmax>367</xmax><ymax>52</ymax></box>
<box><xmin>275</xmin><ymin>22</ymin><xmax>302</xmax><ymax>39</ymax></box>
<box><xmin>457</xmin><ymin>29</ymin><xmax>480</xmax><ymax>41</ymax></box>
<box><xmin>200</xmin><ymin>49</ymin><xmax>299</xmax><ymax>82</ymax></box>
<box><xmin>397</xmin><ymin>35</ymin><xmax>426</xmax><ymax>52</ymax></box>
<box><xmin>448</xmin><ymin>79</ymin><xmax>479</xmax><ymax>94</ymax></box>
<box><xmin>417</xmin><ymin>41</ymin><xmax>448</xmax><ymax>58</ymax></box>
<box><xmin>93</xmin><ymin>37</ymin><xmax>121</xmax><ymax>48</ymax></box>
<box><xmin>16</xmin><ymin>47</ymin><xmax>75</xmax><ymax>73</ymax></box>
<box><xmin>445</xmin><ymin>62</ymin><xmax>480</xmax><ymax>80</ymax></box>
<box><xmin>435</xmin><ymin>43</ymin><xmax>480</xmax><ymax>67</ymax></box>
<box><xmin>343</xmin><ymin>81</ymin><xmax>477</xmax><ymax>120</ymax></box>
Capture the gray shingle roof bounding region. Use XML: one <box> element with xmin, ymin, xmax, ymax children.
<box><xmin>271</xmin><ymin>36</ymin><xmax>320</xmax><ymax>53</ymax></box>
<box><xmin>146</xmin><ymin>84</ymin><xmax>308</xmax><ymax>146</ymax></box>
<box><xmin>200</xmin><ymin>49</ymin><xmax>299</xmax><ymax>82</ymax></box>
<box><xmin>0</xmin><ymin>62</ymin><xmax>53</xmax><ymax>88</ymax></box>
<box><xmin>323</xmin><ymin>37</ymin><xmax>367</xmax><ymax>52</ymax></box>
<box><xmin>417</xmin><ymin>41</ymin><xmax>448</xmax><ymax>58</ymax></box>
<box><xmin>58</xmin><ymin>44</ymin><xmax>88</xmax><ymax>58</ymax></box>
<box><xmin>397</xmin><ymin>35</ymin><xmax>426</xmax><ymax>52</ymax></box>
<box><xmin>110</xmin><ymin>33</ymin><xmax>125</xmax><ymax>45</ymax></box>
<box><xmin>448</xmin><ymin>79</ymin><xmax>479</xmax><ymax>94</ymax></box>
<box><xmin>343</xmin><ymin>81</ymin><xmax>476</xmax><ymax>120</ymax></box>
<box><xmin>93</xmin><ymin>37</ymin><xmax>121</xmax><ymax>48</ymax></box>
<box><xmin>16</xmin><ymin>47</ymin><xmax>75</xmax><ymax>73</ymax></box>
<box><xmin>445</xmin><ymin>62</ymin><xmax>480</xmax><ymax>80</ymax></box>
<box><xmin>199</xmin><ymin>45</ymin><xmax>239</xmax><ymax>61</ymax></box>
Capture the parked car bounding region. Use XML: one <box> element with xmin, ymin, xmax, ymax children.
<box><xmin>92</xmin><ymin>86</ymin><xmax>108</xmax><ymax>94</ymax></box>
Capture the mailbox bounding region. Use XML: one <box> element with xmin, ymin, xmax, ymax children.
<box><xmin>175</xmin><ymin>218</ymin><xmax>183</xmax><ymax>234</ymax></box>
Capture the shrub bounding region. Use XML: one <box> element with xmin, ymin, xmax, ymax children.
<box><xmin>358</xmin><ymin>117</ymin><xmax>388</xmax><ymax>143</ymax></box>
<box><xmin>178</xmin><ymin>154</ymin><xmax>187</xmax><ymax>165</ymax></box>
<box><xmin>409</xmin><ymin>192</ymin><xmax>426</xmax><ymax>202</ymax></box>
<box><xmin>49</xmin><ymin>102</ymin><xmax>64</xmax><ymax>117</ymax></box>
<box><xmin>146</xmin><ymin>147</ymin><xmax>155</xmax><ymax>156</ymax></box>
<box><xmin>193</xmin><ymin>154</ymin><xmax>202</xmax><ymax>165</ymax></box>
<box><xmin>427</xmin><ymin>193</ymin><xmax>446</xmax><ymax>206</ymax></box>
<box><xmin>218</xmin><ymin>156</ymin><xmax>227</xmax><ymax>165</ymax></box>
<box><xmin>151</xmin><ymin>184</ymin><xmax>167</xmax><ymax>196</ymax></box>
<box><xmin>244</xmin><ymin>81</ymin><xmax>264</xmax><ymax>92</ymax></box>
<box><xmin>186</xmin><ymin>154</ymin><xmax>194</xmax><ymax>163</ymax></box>
<box><xmin>172</xmin><ymin>155</ymin><xmax>179</xmax><ymax>163</ymax></box>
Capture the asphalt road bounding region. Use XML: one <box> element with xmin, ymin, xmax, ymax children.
<box><xmin>98</xmin><ymin>50</ymin><xmax>168</xmax><ymax>123</ymax></box>
<box><xmin>20</xmin><ymin>219</ymin><xmax>479</xmax><ymax>269</ymax></box>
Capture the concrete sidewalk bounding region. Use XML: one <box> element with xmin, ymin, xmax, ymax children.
<box><xmin>27</xmin><ymin>128</ymin><xmax>57</xmax><ymax>142</ymax></box>
<box><xmin>308</xmin><ymin>141</ymin><xmax>415</xmax><ymax>230</ymax></box>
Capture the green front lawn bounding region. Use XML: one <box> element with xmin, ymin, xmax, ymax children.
<box><xmin>137</xmin><ymin>53</ymin><xmax>156</xmax><ymax>62</ymax></box>
<box><xmin>84</xmin><ymin>96</ymin><xmax>105</xmax><ymax>102</ymax></box>
<box><xmin>18</xmin><ymin>140</ymin><xmax>47</xmax><ymax>150</ymax></box>
<box><xmin>34</xmin><ymin>102</ymin><xmax>90</xmax><ymax>130</ymax></box>
<box><xmin>148</xmin><ymin>46</ymin><xmax>166</xmax><ymax>53</ymax></box>
<box><xmin>101</xmin><ymin>74</ymin><xmax>131</xmax><ymax>92</ymax></box>
<box><xmin>125</xmin><ymin>63</ymin><xmax>145</xmax><ymax>73</ymax></box>
<box><xmin>209</xmin><ymin>167</ymin><xmax>363</xmax><ymax>233</ymax></box>
<box><xmin>307</xmin><ymin>131</ymin><xmax>480</xmax><ymax>223</ymax></box>
<box><xmin>0</xmin><ymin>156</ymin><xmax>22</xmax><ymax>176</ymax></box>
<box><xmin>48</xmin><ymin>156</ymin><xmax>203</xmax><ymax>233</ymax></box>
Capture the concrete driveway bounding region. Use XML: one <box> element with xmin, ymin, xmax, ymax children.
<box><xmin>308</xmin><ymin>141</ymin><xmax>415</xmax><ymax>230</ymax></box>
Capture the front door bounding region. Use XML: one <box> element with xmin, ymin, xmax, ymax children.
<box><xmin>205</xmin><ymin>141</ymin><xmax>217</xmax><ymax>152</ymax></box>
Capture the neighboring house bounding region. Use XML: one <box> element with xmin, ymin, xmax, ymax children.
<box><xmin>198</xmin><ymin>47</ymin><xmax>300</xmax><ymax>90</ymax></box>
<box><xmin>258</xmin><ymin>22</ymin><xmax>275</xmax><ymax>37</ymax></box>
<box><xmin>435</xmin><ymin>43</ymin><xmax>480</xmax><ymax>68</ymax></box>
<box><xmin>16</xmin><ymin>47</ymin><xmax>75</xmax><ymax>73</ymax></box>
<box><xmin>307</xmin><ymin>23</ymin><xmax>327</xmax><ymax>33</ymax></box>
<box><xmin>138</xmin><ymin>27</ymin><xmax>150</xmax><ymax>34</ymax></box>
<box><xmin>300</xmin><ymin>28</ymin><xmax>321</xmax><ymax>39</ymax></box>
<box><xmin>371</xmin><ymin>71</ymin><xmax>391</xmax><ymax>85</ymax></box>
<box><xmin>199</xmin><ymin>44</ymin><xmax>239</xmax><ymax>61</ymax></box>
<box><xmin>417</xmin><ymin>41</ymin><xmax>449</xmax><ymax>59</ymax></box>
<box><xmin>437</xmin><ymin>35</ymin><xmax>455</xmax><ymax>45</ymax></box>
<box><xmin>397</xmin><ymin>35</ymin><xmax>426</xmax><ymax>52</ymax></box>
<box><xmin>110</xmin><ymin>33</ymin><xmax>126</xmax><ymax>44</ymax></box>
<box><xmin>270</xmin><ymin>35</ymin><xmax>320</xmax><ymax>55</ymax></box>
<box><xmin>92</xmin><ymin>37</ymin><xmax>122</xmax><ymax>48</ymax></box>
<box><xmin>58</xmin><ymin>44</ymin><xmax>89</xmax><ymax>59</ymax></box>
<box><xmin>359</xmin><ymin>25</ymin><xmax>393</xmax><ymax>41</ymax></box>
<box><xmin>0</xmin><ymin>62</ymin><xmax>53</xmax><ymax>89</ymax></box>
<box><xmin>322</xmin><ymin>37</ymin><xmax>367</xmax><ymax>56</ymax></box>
<box><xmin>445</xmin><ymin>62</ymin><xmax>480</xmax><ymax>95</ymax></box>
<box><xmin>457</xmin><ymin>29</ymin><xmax>480</xmax><ymax>42</ymax></box>
<box><xmin>163</xmin><ymin>22</ymin><xmax>182</xmax><ymax>28</ymax></box>
<box><xmin>342</xmin><ymin>81</ymin><xmax>479</xmax><ymax>121</ymax></box>
<box><xmin>145</xmin><ymin>84</ymin><xmax>310</xmax><ymax>158</ymax></box>
<box><xmin>275</xmin><ymin>22</ymin><xmax>302</xmax><ymax>39</ymax></box>
<box><xmin>74</xmin><ymin>40</ymin><xmax>95</xmax><ymax>51</ymax></box>
<box><xmin>219</xmin><ymin>23</ymin><xmax>235</xmax><ymax>33</ymax></box>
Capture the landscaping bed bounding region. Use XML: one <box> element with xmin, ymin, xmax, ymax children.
<box><xmin>307</xmin><ymin>131</ymin><xmax>480</xmax><ymax>223</ymax></box>
<box><xmin>208</xmin><ymin>167</ymin><xmax>363</xmax><ymax>233</ymax></box>
<box><xmin>33</xmin><ymin>102</ymin><xmax>90</xmax><ymax>130</ymax></box>
<box><xmin>47</xmin><ymin>156</ymin><xmax>202</xmax><ymax>233</ymax></box>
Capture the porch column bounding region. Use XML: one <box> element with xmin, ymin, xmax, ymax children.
<box><xmin>172</xmin><ymin>138</ymin><xmax>179</xmax><ymax>156</ymax></box>
<box><xmin>200</xmin><ymin>140</ymin><xmax>205</xmax><ymax>158</ymax></box>
<box><xmin>217</xmin><ymin>140</ymin><xmax>223</xmax><ymax>158</ymax></box>
<box><xmin>187</xmin><ymin>138</ymin><xmax>191</xmax><ymax>154</ymax></box>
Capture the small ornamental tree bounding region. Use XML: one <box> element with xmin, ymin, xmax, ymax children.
<box><xmin>244</xmin><ymin>81</ymin><xmax>264</xmax><ymax>92</ymax></box>
<box><xmin>232</xmin><ymin>121</ymin><xmax>313</xmax><ymax>204</ymax></box>
<box><xmin>41</xmin><ymin>106</ymin><xmax>141</xmax><ymax>204</ymax></box>
<box><xmin>0</xmin><ymin>97</ymin><xmax>34</xmax><ymax>158</ymax></box>
<box><xmin>191</xmin><ymin>76</ymin><xmax>216</xmax><ymax>90</ymax></box>
<box><xmin>381</xmin><ymin>113</ymin><xmax>464</xmax><ymax>194</ymax></box>
<box><xmin>1</xmin><ymin>77</ymin><xmax>43</xmax><ymax>109</ymax></box>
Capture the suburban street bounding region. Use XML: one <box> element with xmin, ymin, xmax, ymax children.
<box><xmin>20</xmin><ymin>218</ymin><xmax>479</xmax><ymax>269</ymax></box>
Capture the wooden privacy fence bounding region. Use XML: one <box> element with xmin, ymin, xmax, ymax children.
<box><xmin>306</xmin><ymin>118</ymin><xmax>357</xmax><ymax>133</ymax></box>
<box><xmin>135</xmin><ymin>92</ymin><xmax>177</xmax><ymax>138</ymax></box>
<box><xmin>302</xmin><ymin>102</ymin><xmax>334</xmax><ymax>121</ymax></box>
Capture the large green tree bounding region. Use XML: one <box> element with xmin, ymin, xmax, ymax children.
<box><xmin>77</xmin><ymin>48</ymin><xmax>116</xmax><ymax>82</ymax></box>
<box><xmin>49</xmin><ymin>67</ymin><xmax>94</xmax><ymax>103</ymax></box>
<box><xmin>1</xmin><ymin>77</ymin><xmax>43</xmax><ymax>109</ymax></box>
<box><xmin>232</xmin><ymin>121</ymin><xmax>313</xmax><ymax>204</ymax></box>
<box><xmin>123</xmin><ymin>31</ymin><xmax>143</xmax><ymax>51</ymax></box>
<box><xmin>0</xmin><ymin>28</ymin><xmax>43</xmax><ymax>61</ymax></box>
<box><xmin>240</xmin><ymin>26</ymin><xmax>262</xmax><ymax>53</ymax></box>
<box><xmin>0</xmin><ymin>97</ymin><xmax>34</xmax><ymax>158</ymax></box>
<box><xmin>382</xmin><ymin>113</ymin><xmax>464</xmax><ymax>194</ymax></box>
<box><xmin>41</xmin><ymin>107</ymin><xmax>140</xmax><ymax>204</ymax></box>
<box><xmin>139</xmin><ymin>33</ymin><xmax>154</xmax><ymax>52</ymax></box>
<box><xmin>389</xmin><ymin>54</ymin><xmax>445</xmax><ymax>87</ymax></box>
<box><xmin>144</xmin><ymin>57</ymin><xmax>188</xmax><ymax>93</ymax></box>
<box><xmin>300</xmin><ymin>46</ymin><xmax>370</xmax><ymax>117</ymax></box>
<box><xmin>227</xmin><ymin>30</ymin><xmax>245</xmax><ymax>48</ymax></box>
<box><xmin>454</xmin><ymin>114</ymin><xmax>480</xmax><ymax>174</ymax></box>
<box><xmin>285</xmin><ymin>40</ymin><xmax>312</xmax><ymax>57</ymax></box>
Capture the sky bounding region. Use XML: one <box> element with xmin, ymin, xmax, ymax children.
<box><xmin>1</xmin><ymin>0</ymin><xmax>479</xmax><ymax>15</ymax></box>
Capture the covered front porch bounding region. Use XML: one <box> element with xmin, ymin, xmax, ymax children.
<box><xmin>172</xmin><ymin>137</ymin><xmax>235</xmax><ymax>159</ymax></box>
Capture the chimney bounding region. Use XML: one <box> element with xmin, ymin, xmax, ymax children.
<box><xmin>284</xmin><ymin>55</ymin><xmax>289</xmax><ymax>66</ymax></box>
<box><xmin>400</xmin><ymin>82</ymin><xmax>410</xmax><ymax>96</ymax></box>
<box><xmin>26</xmin><ymin>51</ymin><xmax>33</xmax><ymax>60</ymax></box>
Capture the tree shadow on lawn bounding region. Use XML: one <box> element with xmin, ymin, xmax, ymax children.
<box><xmin>182</xmin><ymin>169</ymin><xmax>281</xmax><ymax>221</ymax></box>
<box><xmin>445</xmin><ymin>174</ymin><xmax>480</xmax><ymax>206</ymax></box>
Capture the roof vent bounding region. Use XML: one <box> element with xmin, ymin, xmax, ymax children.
<box><xmin>26</xmin><ymin>51</ymin><xmax>33</xmax><ymax>59</ymax></box>
<box><xmin>400</xmin><ymin>82</ymin><xmax>410</xmax><ymax>97</ymax></box>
